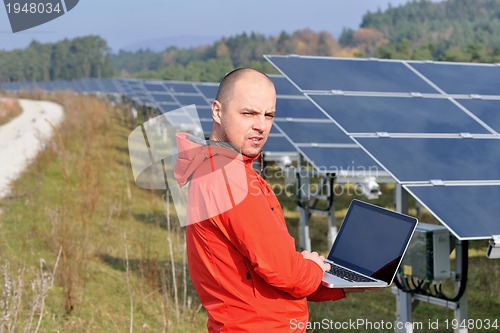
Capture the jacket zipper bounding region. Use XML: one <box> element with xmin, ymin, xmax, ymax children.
<box><xmin>242</xmin><ymin>259</ymin><xmax>257</xmax><ymax>296</ymax></box>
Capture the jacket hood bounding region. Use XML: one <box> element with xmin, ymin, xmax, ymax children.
<box><xmin>174</xmin><ymin>132</ymin><xmax>257</xmax><ymax>187</ymax></box>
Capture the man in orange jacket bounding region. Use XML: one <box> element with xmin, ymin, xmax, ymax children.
<box><xmin>175</xmin><ymin>68</ymin><xmax>351</xmax><ymax>332</ymax></box>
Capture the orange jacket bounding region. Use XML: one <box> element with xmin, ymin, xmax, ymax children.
<box><xmin>174</xmin><ymin>133</ymin><xmax>345</xmax><ymax>332</ymax></box>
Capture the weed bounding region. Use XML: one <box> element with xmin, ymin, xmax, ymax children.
<box><xmin>0</xmin><ymin>98</ymin><xmax>22</xmax><ymax>126</ymax></box>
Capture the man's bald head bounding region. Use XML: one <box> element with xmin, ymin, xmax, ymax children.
<box><xmin>210</xmin><ymin>67</ymin><xmax>276</xmax><ymax>157</ymax></box>
<box><xmin>215</xmin><ymin>68</ymin><xmax>274</xmax><ymax>106</ymax></box>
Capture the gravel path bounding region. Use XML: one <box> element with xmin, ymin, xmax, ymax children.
<box><xmin>0</xmin><ymin>99</ymin><xmax>64</xmax><ymax>200</ymax></box>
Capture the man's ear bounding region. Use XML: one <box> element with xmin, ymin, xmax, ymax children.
<box><xmin>212</xmin><ymin>100</ymin><xmax>222</xmax><ymax>125</ymax></box>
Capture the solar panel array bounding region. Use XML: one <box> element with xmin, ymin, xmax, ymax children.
<box><xmin>2</xmin><ymin>76</ymin><xmax>390</xmax><ymax>177</ymax></box>
<box><xmin>0</xmin><ymin>76</ymin><xmax>301</xmax><ymax>160</ymax></box>
<box><xmin>266</xmin><ymin>55</ymin><xmax>500</xmax><ymax>240</ymax></box>
<box><xmin>270</xmin><ymin>76</ymin><xmax>385</xmax><ymax>178</ymax></box>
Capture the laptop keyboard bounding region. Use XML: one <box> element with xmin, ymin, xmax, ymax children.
<box><xmin>328</xmin><ymin>264</ymin><xmax>376</xmax><ymax>283</ymax></box>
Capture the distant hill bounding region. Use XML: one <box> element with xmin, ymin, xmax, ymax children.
<box><xmin>339</xmin><ymin>0</ymin><xmax>500</xmax><ymax>61</ymax></box>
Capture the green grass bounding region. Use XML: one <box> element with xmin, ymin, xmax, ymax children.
<box><xmin>269</xmin><ymin>170</ymin><xmax>500</xmax><ymax>333</ymax></box>
<box><xmin>0</xmin><ymin>92</ymin><xmax>206</xmax><ymax>332</ymax></box>
<box><xmin>306</xmin><ymin>253</ymin><xmax>500</xmax><ymax>333</ymax></box>
<box><xmin>0</xmin><ymin>92</ymin><xmax>498</xmax><ymax>332</ymax></box>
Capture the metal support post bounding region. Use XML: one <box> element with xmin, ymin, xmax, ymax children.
<box><xmin>297</xmin><ymin>155</ymin><xmax>311</xmax><ymax>252</ymax></box>
<box><xmin>326</xmin><ymin>175</ymin><xmax>337</xmax><ymax>247</ymax></box>
<box><xmin>298</xmin><ymin>206</ymin><xmax>311</xmax><ymax>252</ymax></box>
<box><xmin>394</xmin><ymin>184</ymin><xmax>413</xmax><ymax>332</ymax></box>
<box><xmin>395</xmin><ymin>183</ymin><xmax>409</xmax><ymax>215</ymax></box>
<box><xmin>454</xmin><ymin>239</ymin><xmax>468</xmax><ymax>333</ymax></box>
<box><xmin>327</xmin><ymin>208</ymin><xmax>336</xmax><ymax>248</ymax></box>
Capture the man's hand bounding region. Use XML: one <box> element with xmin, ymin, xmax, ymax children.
<box><xmin>301</xmin><ymin>250</ymin><xmax>331</xmax><ymax>272</ymax></box>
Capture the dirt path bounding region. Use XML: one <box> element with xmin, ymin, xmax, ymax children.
<box><xmin>0</xmin><ymin>99</ymin><xmax>64</xmax><ymax>200</ymax></box>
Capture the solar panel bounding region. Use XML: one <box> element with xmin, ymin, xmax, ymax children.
<box><xmin>151</xmin><ymin>93</ymin><xmax>175</xmax><ymax>103</ymax></box>
<box><xmin>404</xmin><ymin>185</ymin><xmax>500</xmax><ymax>240</ymax></box>
<box><xmin>309</xmin><ymin>95</ymin><xmax>492</xmax><ymax>134</ymax></box>
<box><xmin>266</xmin><ymin>74</ymin><xmax>388</xmax><ymax>179</ymax></box>
<box><xmin>194</xmin><ymin>106</ymin><xmax>211</xmax><ymax>116</ymax></box>
<box><xmin>81</xmin><ymin>79</ymin><xmax>101</xmax><ymax>93</ymax></box>
<box><xmin>456</xmin><ymin>99</ymin><xmax>500</xmax><ymax>134</ymax></box>
<box><xmin>275</xmin><ymin>121</ymin><xmax>352</xmax><ymax>145</ymax></box>
<box><xmin>114</xmin><ymin>79</ymin><xmax>132</xmax><ymax>94</ymax></box>
<box><xmin>117</xmin><ymin>79</ymin><xmax>146</xmax><ymax>100</ymax></box>
<box><xmin>199</xmin><ymin>119</ymin><xmax>213</xmax><ymax>135</ymax></box>
<box><xmin>174</xmin><ymin>95</ymin><xmax>210</xmax><ymax>106</ymax></box>
<box><xmin>0</xmin><ymin>82</ymin><xmax>15</xmax><ymax>90</ymax></box>
<box><xmin>72</xmin><ymin>80</ymin><xmax>86</xmax><ymax>93</ymax></box>
<box><xmin>165</xmin><ymin>113</ymin><xmax>192</xmax><ymax>125</ymax></box>
<box><xmin>275</xmin><ymin>97</ymin><xmax>330</xmax><ymax>120</ymax></box>
<box><xmin>135</xmin><ymin>94</ymin><xmax>155</xmax><ymax>105</ymax></box>
<box><xmin>119</xmin><ymin>80</ymin><xmax>153</xmax><ymax>104</ymax></box>
<box><xmin>410</xmin><ymin>61</ymin><xmax>500</xmax><ymax>96</ymax></box>
<box><xmin>356</xmin><ymin>137</ymin><xmax>500</xmax><ymax>183</ymax></box>
<box><xmin>266</xmin><ymin>56</ymin><xmax>439</xmax><ymax>93</ymax></box>
<box><xmin>194</xmin><ymin>83</ymin><xmax>218</xmax><ymax>100</ymax></box>
<box><xmin>270</xmin><ymin>125</ymin><xmax>281</xmax><ymax>135</ymax></box>
<box><xmin>36</xmin><ymin>81</ymin><xmax>55</xmax><ymax>92</ymax></box>
<box><xmin>263</xmin><ymin>135</ymin><xmax>296</xmax><ymax>154</ymax></box>
<box><xmin>158</xmin><ymin>103</ymin><xmax>182</xmax><ymax>113</ymax></box>
<box><xmin>270</xmin><ymin>75</ymin><xmax>302</xmax><ymax>96</ymax></box>
<box><xmin>163</xmin><ymin>82</ymin><xmax>197</xmax><ymax>94</ymax></box>
<box><xmin>99</xmin><ymin>79</ymin><xmax>120</xmax><ymax>94</ymax></box>
<box><xmin>144</xmin><ymin>82</ymin><xmax>168</xmax><ymax>92</ymax></box>
<box><xmin>57</xmin><ymin>81</ymin><xmax>75</xmax><ymax>91</ymax></box>
<box><xmin>298</xmin><ymin>146</ymin><xmax>381</xmax><ymax>175</ymax></box>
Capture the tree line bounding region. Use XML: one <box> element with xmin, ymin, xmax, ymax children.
<box><xmin>0</xmin><ymin>35</ymin><xmax>114</xmax><ymax>82</ymax></box>
<box><xmin>3</xmin><ymin>0</ymin><xmax>500</xmax><ymax>83</ymax></box>
<box><xmin>341</xmin><ymin>0</ymin><xmax>500</xmax><ymax>62</ymax></box>
<box><xmin>112</xmin><ymin>29</ymin><xmax>341</xmax><ymax>82</ymax></box>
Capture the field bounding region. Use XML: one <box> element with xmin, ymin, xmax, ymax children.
<box><xmin>0</xmin><ymin>98</ymin><xmax>22</xmax><ymax>126</ymax></box>
<box><xmin>0</xmin><ymin>92</ymin><xmax>498</xmax><ymax>332</ymax></box>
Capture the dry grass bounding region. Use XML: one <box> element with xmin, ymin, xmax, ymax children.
<box><xmin>0</xmin><ymin>91</ymin><xmax>205</xmax><ymax>332</ymax></box>
<box><xmin>0</xmin><ymin>98</ymin><xmax>22</xmax><ymax>126</ymax></box>
<box><xmin>0</xmin><ymin>249</ymin><xmax>61</xmax><ymax>333</ymax></box>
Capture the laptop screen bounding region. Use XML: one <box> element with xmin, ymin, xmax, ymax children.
<box><xmin>327</xmin><ymin>200</ymin><xmax>417</xmax><ymax>283</ymax></box>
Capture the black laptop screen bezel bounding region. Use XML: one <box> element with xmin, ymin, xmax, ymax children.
<box><xmin>327</xmin><ymin>199</ymin><xmax>418</xmax><ymax>283</ymax></box>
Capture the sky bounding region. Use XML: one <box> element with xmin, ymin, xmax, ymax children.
<box><xmin>0</xmin><ymin>0</ymin><xmax>422</xmax><ymax>53</ymax></box>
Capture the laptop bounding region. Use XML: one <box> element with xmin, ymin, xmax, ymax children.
<box><xmin>322</xmin><ymin>200</ymin><xmax>418</xmax><ymax>288</ymax></box>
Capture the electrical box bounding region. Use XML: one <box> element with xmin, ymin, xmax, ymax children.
<box><xmin>400</xmin><ymin>222</ymin><xmax>451</xmax><ymax>281</ymax></box>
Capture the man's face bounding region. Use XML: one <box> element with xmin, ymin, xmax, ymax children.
<box><xmin>214</xmin><ymin>76</ymin><xmax>276</xmax><ymax>158</ymax></box>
